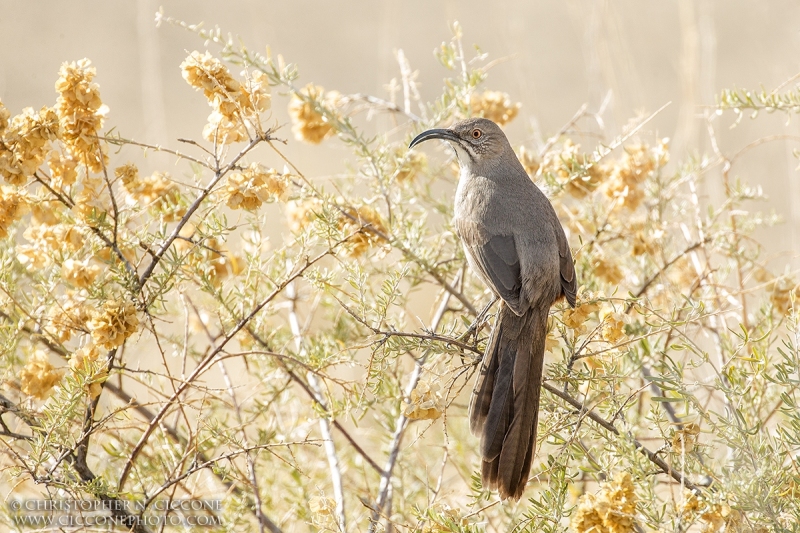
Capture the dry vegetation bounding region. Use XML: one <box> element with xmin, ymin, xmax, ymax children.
<box><xmin>1</xmin><ymin>16</ymin><xmax>799</xmax><ymax>533</ymax></box>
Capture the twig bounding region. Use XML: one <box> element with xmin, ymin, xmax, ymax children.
<box><xmin>369</xmin><ymin>276</ymin><xmax>454</xmax><ymax>531</ymax></box>
<box><xmin>543</xmin><ymin>383</ymin><xmax>700</xmax><ymax>492</ymax></box>
<box><xmin>0</xmin><ymin>393</ymin><xmax>152</xmax><ymax>533</ymax></box>
<box><xmin>267</xmin><ymin>140</ymin><xmax>478</xmax><ymax>316</ymax></box>
<box><xmin>118</xmin><ymin>242</ymin><xmax>339</xmax><ymax>489</ymax></box>
<box><xmin>287</xmin><ymin>280</ymin><xmax>346</xmax><ymax>533</ymax></box>
<box><xmin>137</xmin><ymin>133</ymin><xmax>268</xmax><ymax>292</ymax></box>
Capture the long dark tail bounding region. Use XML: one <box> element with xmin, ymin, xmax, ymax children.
<box><xmin>468</xmin><ymin>303</ymin><xmax>547</xmax><ymax>500</ymax></box>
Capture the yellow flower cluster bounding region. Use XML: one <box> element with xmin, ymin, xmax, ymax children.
<box><xmin>539</xmin><ymin>140</ymin><xmax>605</xmax><ymax>198</ymax></box>
<box><xmin>175</xmin><ymin>229</ymin><xmax>242</xmax><ymax>286</ymax></box>
<box><xmin>0</xmin><ymin>105</ymin><xmax>59</xmax><ymax>185</ymax></box>
<box><xmin>48</xmin><ymin>297</ymin><xmax>91</xmax><ymax>343</ymax></box>
<box><xmin>681</xmin><ymin>491</ymin><xmax>734</xmax><ymax>533</ymax></box>
<box><xmin>671</xmin><ymin>422</ymin><xmax>700</xmax><ymax>453</ymax></box>
<box><xmin>545</xmin><ymin>330</ymin><xmax>561</xmax><ymax>353</ymax></box>
<box><xmin>20</xmin><ymin>351</ymin><xmax>64</xmax><ymax>399</ymax></box>
<box><xmin>338</xmin><ymin>204</ymin><xmax>388</xmax><ymax>258</ymax></box>
<box><xmin>470</xmin><ymin>90</ymin><xmax>521</xmax><ymax>126</ymax></box>
<box><xmin>404</xmin><ymin>381</ymin><xmax>444</xmax><ymax>421</ymax></box>
<box><xmin>593</xmin><ymin>253</ymin><xmax>624</xmax><ymax>286</ymax></box>
<box><xmin>395</xmin><ymin>150</ymin><xmax>427</xmax><ymax>184</ymax></box>
<box><xmin>769</xmin><ymin>275</ymin><xmax>800</xmax><ymax>316</ymax></box>
<box><xmin>69</xmin><ymin>344</ymin><xmax>106</xmax><ymax>400</ymax></box>
<box><xmin>17</xmin><ymin>223</ymin><xmax>84</xmax><ymax>270</ymax></box>
<box><xmin>72</xmin><ymin>174</ymin><xmax>107</xmax><ymax>222</ymax></box>
<box><xmin>89</xmin><ymin>299</ymin><xmax>139</xmax><ymax>350</ymax></box>
<box><xmin>604</xmin><ymin>140</ymin><xmax>669</xmax><ymax>210</ymax></box>
<box><xmin>0</xmin><ymin>185</ymin><xmax>29</xmax><ymax>238</ymax></box>
<box><xmin>286</xmin><ymin>197</ymin><xmax>323</xmax><ymax>233</ymax></box>
<box><xmin>117</xmin><ymin>164</ymin><xmax>185</xmax><ymax>221</ymax></box>
<box><xmin>0</xmin><ymin>99</ymin><xmax>8</xmax><ymax>136</ymax></box>
<box><xmin>630</xmin><ymin>223</ymin><xmax>662</xmax><ymax>256</ymax></box>
<box><xmin>562</xmin><ymin>292</ymin><xmax>601</xmax><ymax>334</ymax></box>
<box><xmin>571</xmin><ymin>472</ymin><xmax>638</xmax><ymax>533</ymax></box>
<box><xmin>30</xmin><ymin>198</ymin><xmax>62</xmax><ymax>225</ymax></box>
<box><xmin>61</xmin><ymin>258</ymin><xmax>101</xmax><ymax>288</ymax></box>
<box><xmin>309</xmin><ymin>496</ymin><xmax>335</xmax><ymax>516</ymax></box>
<box><xmin>223</xmin><ymin>163</ymin><xmax>289</xmax><ymax>211</ymax></box>
<box><xmin>181</xmin><ymin>51</ymin><xmax>271</xmax><ymax>144</ymax></box>
<box><xmin>55</xmin><ymin>59</ymin><xmax>108</xmax><ymax>173</ymax></box>
<box><xmin>288</xmin><ymin>84</ymin><xmax>341</xmax><ymax>144</ymax></box>
<box><xmin>47</xmin><ymin>150</ymin><xmax>79</xmax><ymax>190</ymax></box>
<box><xmin>600</xmin><ymin>307</ymin><xmax>627</xmax><ymax>344</ymax></box>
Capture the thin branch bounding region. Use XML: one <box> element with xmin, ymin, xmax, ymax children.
<box><xmin>287</xmin><ymin>281</ymin><xmax>346</xmax><ymax>533</ymax></box>
<box><xmin>369</xmin><ymin>276</ymin><xmax>454</xmax><ymax>531</ymax></box>
<box><xmin>543</xmin><ymin>383</ymin><xmax>700</xmax><ymax>492</ymax></box>
<box><xmin>118</xmin><ymin>241</ymin><xmax>339</xmax><ymax>489</ymax></box>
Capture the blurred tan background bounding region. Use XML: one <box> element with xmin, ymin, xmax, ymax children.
<box><xmin>1</xmin><ymin>0</ymin><xmax>799</xmax><ymax>268</ymax></box>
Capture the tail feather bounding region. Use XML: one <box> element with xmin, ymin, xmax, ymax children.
<box><xmin>468</xmin><ymin>303</ymin><xmax>547</xmax><ymax>500</ymax></box>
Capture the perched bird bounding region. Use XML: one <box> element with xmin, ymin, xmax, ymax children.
<box><xmin>410</xmin><ymin>118</ymin><xmax>577</xmax><ymax>500</ymax></box>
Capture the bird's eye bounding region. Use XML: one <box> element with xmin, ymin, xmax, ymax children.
<box><xmin>472</xmin><ymin>129</ymin><xmax>482</xmax><ymax>139</ymax></box>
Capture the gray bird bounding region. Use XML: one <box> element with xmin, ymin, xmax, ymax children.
<box><xmin>409</xmin><ymin>117</ymin><xmax>577</xmax><ymax>500</ymax></box>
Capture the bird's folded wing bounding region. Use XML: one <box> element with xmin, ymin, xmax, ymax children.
<box><xmin>557</xmin><ymin>230</ymin><xmax>577</xmax><ymax>307</ymax></box>
<box><xmin>455</xmin><ymin>219</ymin><xmax>523</xmax><ymax>311</ymax></box>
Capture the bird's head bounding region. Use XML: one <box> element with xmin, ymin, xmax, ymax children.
<box><xmin>409</xmin><ymin>118</ymin><xmax>512</xmax><ymax>165</ymax></box>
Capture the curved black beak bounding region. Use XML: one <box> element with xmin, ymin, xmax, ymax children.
<box><xmin>409</xmin><ymin>128</ymin><xmax>461</xmax><ymax>149</ymax></box>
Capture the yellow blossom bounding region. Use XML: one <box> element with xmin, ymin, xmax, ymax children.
<box><xmin>72</xmin><ymin>174</ymin><xmax>107</xmax><ymax>222</ymax></box>
<box><xmin>680</xmin><ymin>490</ymin><xmax>733</xmax><ymax>533</ymax></box>
<box><xmin>395</xmin><ymin>150</ymin><xmax>427</xmax><ymax>183</ymax></box>
<box><xmin>600</xmin><ymin>307</ymin><xmax>627</xmax><ymax>344</ymax></box>
<box><xmin>55</xmin><ymin>59</ymin><xmax>108</xmax><ymax>172</ymax></box>
<box><xmin>69</xmin><ymin>343</ymin><xmax>100</xmax><ymax>372</ymax></box>
<box><xmin>179</xmin><ymin>234</ymin><xmax>242</xmax><ymax>286</ymax></box>
<box><xmin>30</xmin><ymin>198</ymin><xmax>62</xmax><ymax>225</ymax></box>
<box><xmin>17</xmin><ymin>223</ymin><xmax>85</xmax><ymax>269</ymax></box>
<box><xmin>69</xmin><ymin>344</ymin><xmax>106</xmax><ymax>399</ymax></box>
<box><xmin>338</xmin><ymin>204</ymin><xmax>388</xmax><ymax>258</ymax></box>
<box><xmin>49</xmin><ymin>297</ymin><xmax>92</xmax><ymax>343</ymax></box>
<box><xmin>562</xmin><ymin>292</ymin><xmax>601</xmax><ymax>334</ymax></box>
<box><xmin>308</xmin><ymin>496</ymin><xmax>335</xmax><ymax>516</ymax></box>
<box><xmin>202</xmin><ymin>109</ymin><xmax>247</xmax><ymax>144</ymax></box>
<box><xmin>0</xmin><ymin>98</ymin><xmax>9</xmax><ymax>136</ymax></box>
<box><xmin>571</xmin><ymin>472</ymin><xmax>638</xmax><ymax>533</ymax></box>
<box><xmin>181</xmin><ymin>51</ymin><xmax>242</xmax><ymax>103</ymax></box>
<box><xmin>224</xmin><ymin>163</ymin><xmax>289</xmax><ymax>211</ymax></box>
<box><xmin>61</xmin><ymin>258</ymin><xmax>101</xmax><ymax>288</ymax></box>
<box><xmin>286</xmin><ymin>198</ymin><xmax>323</xmax><ymax>233</ymax></box>
<box><xmin>20</xmin><ymin>351</ymin><xmax>64</xmax><ymax>399</ymax></box>
<box><xmin>593</xmin><ymin>253</ymin><xmax>624</xmax><ymax>286</ymax></box>
<box><xmin>405</xmin><ymin>381</ymin><xmax>444</xmax><ymax>421</ymax></box>
<box><xmin>0</xmin><ymin>106</ymin><xmax>60</xmax><ymax>185</ymax></box>
<box><xmin>240</xmin><ymin>69</ymin><xmax>272</xmax><ymax>114</ymax></box>
<box><xmin>604</xmin><ymin>140</ymin><xmax>669</xmax><ymax>210</ymax></box>
<box><xmin>769</xmin><ymin>276</ymin><xmax>800</xmax><ymax>316</ymax></box>
<box><xmin>538</xmin><ymin>139</ymin><xmax>607</xmax><ymax>198</ymax></box>
<box><xmin>671</xmin><ymin>422</ymin><xmax>700</xmax><ymax>454</ymax></box>
<box><xmin>470</xmin><ymin>90</ymin><xmax>521</xmax><ymax>125</ymax></box>
<box><xmin>89</xmin><ymin>299</ymin><xmax>139</xmax><ymax>350</ymax></box>
<box><xmin>181</xmin><ymin>51</ymin><xmax>271</xmax><ymax>144</ymax></box>
<box><xmin>628</xmin><ymin>224</ymin><xmax>665</xmax><ymax>257</ymax></box>
<box><xmin>545</xmin><ymin>331</ymin><xmax>561</xmax><ymax>353</ymax></box>
<box><xmin>46</xmin><ymin>150</ymin><xmax>79</xmax><ymax>189</ymax></box>
<box><xmin>118</xmin><ymin>165</ymin><xmax>185</xmax><ymax>221</ymax></box>
<box><xmin>0</xmin><ymin>186</ymin><xmax>29</xmax><ymax>238</ymax></box>
<box><xmin>288</xmin><ymin>84</ymin><xmax>340</xmax><ymax>144</ymax></box>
